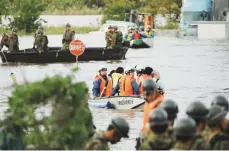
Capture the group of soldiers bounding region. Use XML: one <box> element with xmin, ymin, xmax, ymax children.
<box><xmin>87</xmin><ymin>78</ymin><xmax>229</xmax><ymax>150</ymax></box>
<box><xmin>105</xmin><ymin>25</ymin><xmax>123</xmax><ymax>48</ymax></box>
<box><xmin>0</xmin><ymin>23</ymin><xmax>75</xmax><ymax>53</ymax></box>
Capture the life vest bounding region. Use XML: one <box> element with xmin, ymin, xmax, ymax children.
<box><xmin>142</xmin><ymin>94</ymin><xmax>165</xmax><ymax>133</ymax></box>
<box><xmin>139</xmin><ymin>74</ymin><xmax>153</xmax><ymax>95</ymax></box>
<box><xmin>134</xmin><ymin>32</ymin><xmax>141</xmax><ymax>40</ymax></box>
<box><xmin>94</xmin><ymin>75</ymin><xmax>113</xmax><ymax>97</ymax></box>
<box><xmin>111</xmin><ymin>73</ymin><xmax>123</xmax><ymax>88</ymax></box>
<box><xmin>119</xmin><ymin>75</ymin><xmax>135</xmax><ymax>96</ymax></box>
<box><xmin>145</xmin><ymin>31</ymin><xmax>153</xmax><ymax>38</ymax></box>
<box><xmin>127</xmin><ymin>33</ymin><xmax>132</xmax><ymax>41</ymax></box>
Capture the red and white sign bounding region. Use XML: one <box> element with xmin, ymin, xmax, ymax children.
<box><xmin>69</xmin><ymin>40</ymin><xmax>85</xmax><ymax>56</ymax></box>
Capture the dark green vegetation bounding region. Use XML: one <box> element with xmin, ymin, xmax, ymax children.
<box><xmin>0</xmin><ymin>69</ymin><xmax>94</xmax><ymax>149</ymax></box>
<box><xmin>0</xmin><ymin>0</ymin><xmax>182</xmax><ymax>33</ymax></box>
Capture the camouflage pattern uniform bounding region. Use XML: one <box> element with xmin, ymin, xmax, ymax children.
<box><xmin>112</xmin><ymin>31</ymin><xmax>123</xmax><ymax>48</ymax></box>
<box><xmin>33</xmin><ymin>30</ymin><xmax>48</xmax><ymax>52</ymax></box>
<box><xmin>84</xmin><ymin>131</ymin><xmax>109</xmax><ymax>150</ymax></box>
<box><xmin>0</xmin><ymin>35</ymin><xmax>9</xmax><ymax>50</ymax></box>
<box><xmin>8</xmin><ymin>34</ymin><xmax>19</xmax><ymax>52</ymax></box>
<box><xmin>62</xmin><ymin>30</ymin><xmax>75</xmax><ymax>51</ymax></box>
<box><xmin>105</xmin><ymin>31</ymin><xmax>113</xmax><ymax>48</ymax></box>
<box><xmin>138</xmin><ymin>131</ymin><xmax>173</xmax><ymax>150</ymax></box>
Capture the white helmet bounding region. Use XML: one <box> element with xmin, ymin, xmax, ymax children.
<box><xmin>146</xmin><ymin>25</ymin><xmax>151</xmax><ymax>29</ymax></box>
<box><xmin>99</xmin><ymin>66</ymin><xmax>107</xmax><ymax>71</ymax></box>
<box><xmin>157</xmin><ymin>80</ymin><xmax>164</xmax><ymax>90</ymax></box>
<box><xmin>135</xmin><ymin>65</ymin><xmax>143</xmax><ymax>71</ymax></box>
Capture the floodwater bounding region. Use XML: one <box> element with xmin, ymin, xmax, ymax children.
<box><xmin>0</xmin><ymin>35</ymin><xmax>229</xmax><ymax>150</ymax></box>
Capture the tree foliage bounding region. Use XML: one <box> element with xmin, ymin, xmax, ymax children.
<box><xmin>1</xmin><ymin>70</ymin><xmax>94</xmax><ymax>149</ymax></box>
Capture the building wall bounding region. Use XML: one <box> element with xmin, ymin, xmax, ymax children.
<box><xmin>212</xmin><ymin>0</ymin><xmax>229</xmax><ymax>21</ymax></box>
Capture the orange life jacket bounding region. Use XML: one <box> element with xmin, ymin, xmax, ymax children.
<box><xmin>119</xmin><ymin>75</ymin><xmax>135</xmax><ymax>96</ymax></box>
<box><xmin>94</xmin><ymin>75</ymin><xmax>113</xmax><ymax>97</ymax></box>
<box><xmin>142</xmin><ymin>94</ymin><xmax>165</xmax><ymax>133</ymax></box>
<box><xmin>139</xmin><ymin>74</ymin><xmax>153</xmax><ymax>95</ymax></box>
<box><xmin>134</xmin><ymin>32</ymin><xmax>141</xmax><ymax>40</ymax></box>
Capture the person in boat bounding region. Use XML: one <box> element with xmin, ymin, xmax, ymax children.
<box><xmin>111</xmin><ymin>67</ymin><xmax>124</xmax><ymax>90</ymax></box>
<box><xmin>131</xmin><ymin>28</ymin><xmax>141</xmax><ymax>40</ymax></box>
<box><xmin>135</xmin><ymin>65</ymin><xmax>144</xmax><ymax>85</ymax></box>
<box><xmin>105</xmin><ymin>25</ymin><xmax>114</xmax><ymax>48</ymax></box>
<box><xmin>62</xmin><ymin>23</ymin><xmax>75</xmax><ymax>51</ymax></box>
<box><xmin>211</xmin><ymin>95</ymin><xmax>229</xmax><ymax>134</ymax></box>
<box><xmin>124</xmin><ymin>27</ymin><xmax>133</xmax><ymax>41</ymax></box>
<box><xmin>8</xmin><ymin>28</ymin><xmax>19</xmax><ymax>52</ymax></box>
<box><xmin>0</xmin><ymin>32</ymin><xmax>9</xmax><ymax>51</ymax></box>
<box><xmin>202</xmin><ymin>106</ymin><xmax>229</xmax><ymax>150</ymax></box>
<box><xmin>152</xmin><ymin>70</ymin><xmax>160</xmax><ymax>82</ymax></box>
<box><xmin>139</xmin><ymin>26</ymin><xmax>144</xmax><ymax>33</ymax></box>
<box><xmin>143</xmin><ymin>25</ymin><xmax>155</xmax><ymax>38</ymax></box>
<box><xmin>112</xmin><ymin>26</ymin><xmax>123</xmax><ymax>48</ymax></box>
<box><xmin>185</xmin><ymin>101</ymin><xmax>211</xmax><ymax>150</ymax></box>
<box><xmin>111</xmin><ymin>67</ymin><xmax>140</xmax><ymax>96</ymax></box>
<box><xmin>108</xmin><ymin>70</ymin><xmax>116</xmax><ymax>79</ymax></box>
<box><xmin>138</xmin><ymin>108</ymin><xmax>174</xmax><ymax>150</ymax></box>
<box><xmin>138</xmin><ymin>67</ymin><xmax>153</xmax><ymax>95</ymax></box>
<box><xmin>93</xmin><ymin>66</ymin><xmax>113</xmax><ymax>98</ymax></box>
<box><xmin>33</xmin><ymin>30</ymin><xmax>48</xmax><ymax>53</ymax></box>
<box><xmin>85</xmin><ymin>117</ymin><xmax>129</xmax><ymax>150</ymax></box>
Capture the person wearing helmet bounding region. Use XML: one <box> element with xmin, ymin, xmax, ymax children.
<box><xmin>105</xmin><ymin>25</ymin><xmax>114</xmax><ymax>48</ymax></box>
<box><xmin>138</xmin><ymin>108</ymin><xmax>173</xmax><ymax>150</ymax></box>
<box><xmin>138</xmin><ymin>67</ymin><xmax>153</xmax><ymax>95</ymax></box>
<box><xmin>211</xmin><ymin>95</ymin><xmax>229</xmax><ymax>134</ymax></box>
<box><xmin>159</xmin><ymin>99</ymin><xmax>178</xmax><ymax>136</ymax></box>
<box><xmin>8</xmin><ymin>28</ymin><xmax>19</xmax><ymax>52</ymax></box>
<box><xmin>139</xmin><ymin>25</ymin><xmax>144</xmax><ymax>33</ymax></box>
<box><xmin>0</xmin><ymin>32</ymin><xmax>9</xmax><ymax>51</ymax></box>
<box><xmin>141</xmin><ymin>79</ymin><xmax>164</xmax><ymax>133</ymax></box>
<box><xmin>111</xmin><ymin>67</ymin><xmax>124</xmax><ymax>90</ymax></box>
<box><xmin>124</xmin><ymin>27</ymin><xmax>133</xmax><ymax>41</ymax></box>
<box><xmin>111</xmin><ymin>26</ymin><xmax>123</xmax><ymax>48</ymax></box>
<box><xmin>33</xmin><ymin>29</ymin><xmax>48</xmax><ymax>53</ymax></box>
<box><xmin>171</xmin><ymin>117</ymin><xmax>197</xmax><ymax>150</ymax></box>
<box><xmin>85</xmin><ymin>117</ymin><xmax>130</xmax><ymax>150</ymax></box>
<box><xmin>111</xmin><ymin>67</ymin><xmax>139</xmax><ymax>96</ymax></box>
<box><xmin>62</xmin><ymin>23</ymin><xmax>75</xmax><ymax>51</ymax></box>
<box><xmin>202</xmin><ymin>106</ymin><xmax>229</xmax><ymax>150</ymax></box>
<box><xmin>131</xmin><ymin>27</ymin><xmax>141</xmax><ymax>40</ymax></box>
<box><xmin>135</xmin><ymin>65</ymin><xmax>144</xmax><ymax>85</ymax></box>
<box><xmin>93</xmin><ymin>66</ymin><xmax>112</xmax><ymax>98</ymax></box>
<box><xmin>143</xmin><ymin>25</ymin><xmax>155</xmax><ymax>38</ymax></box>
<box><xmin>185</xmin><ymin>101</ymin><xmax>211</xmax><ymax>150</ymax></box>
<box><xmin>152</xmin><ymin>70</ymin><xmax>160</xmax><ymax>82</ymax></box>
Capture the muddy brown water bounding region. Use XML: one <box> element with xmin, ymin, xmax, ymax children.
<box><xmin>0</xmin><ymin>35</ymin><xmax>229</xmax><ymax>150</ymax></box>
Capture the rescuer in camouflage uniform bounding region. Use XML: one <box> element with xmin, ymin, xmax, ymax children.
<box><xmin>62</xmin><ymin>23</ymin><xmax>75</xmax><ymax>51</ymax></box>
<box><xmin>138</xmin><ymin>108</ymin><xmax>174</xmax><ymax>150</ymax></box>
<box><xmin>202</xmin><ymin>105</ymin><xmax>229</xmax><ymax>150</ymax></box>
<box><xmin>186</xmin><ymin>101</ymin><xmax>211</xmax><ymax>150</ymax></box>
<box><xmin>33</xmin><ymin>30</ymin><xmax>48</xmax><ymax>53</ymax></box>
<box><xmin>159</xmin><ymin>99</ymin><xmax>179</xmax><ymax>137</ymax></box>
<box><xmin>85</xmin><ymin>117</ymin><xmax>129</xmax><ymax>150</ymax></box>
<box><xmin>0</xmin><ymin>32</ymin><xmax>9</xmax><ymax>51</ymax></box>
<box><xmin>112</xmin><ymin>26</ymin><xmax>123</xmax><ymax>48</ymax></box>
<box><xmin>8</xmin><ymin>28</ymin><xmax>19</xmax><ymax>52</ymax></box>
<box><xmin>211</xmin><ymin>95</ymin><xmax>229</xmax><ymax>134</ymax></box>
<box><xmin>105</xmin><ymin>25</ymin><xmax>113</xmax><ymax>48</ymax></box>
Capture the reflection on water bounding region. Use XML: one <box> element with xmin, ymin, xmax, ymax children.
<box><xmin>0</xmin><ymin>35</ymin><xmax>229</xmax><ymax>150</ymax></box>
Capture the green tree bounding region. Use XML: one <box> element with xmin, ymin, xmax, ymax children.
<box><xmin>0</xmin><ymin>0</ymin><xmax>10</xmax><ymax>25</ymax></box>
<box><xmin>8</xmin><ymin>0</ymin><xmax>47</xmax><ymax>33</ymax></box>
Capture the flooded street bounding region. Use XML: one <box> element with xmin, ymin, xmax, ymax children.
<box><xmin>0</xmin><ymin>35</ymin><xmax>229</xmax><ymax>150</ymax></box>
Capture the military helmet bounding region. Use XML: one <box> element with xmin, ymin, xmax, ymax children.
<box><xmin>113</xmin><ymin>26</ymin><xmax>118</xmax><ymax>30</ymax></box>
<box><xmin>159</xmin><ymin>99</ymin><xmax>178</xmax><ymax>119</ymax></box>
<box><xmin>186</xmin><ymin>101</ymin><xmax>209</xmax><ymax>120</ymax></box>
<box><xmin>38</xmin><ymin>25</ymin><xmax>44</xmax><ymax>30</ymax></box>
<box><xmin>211</xmin><ymin>95</ymin><xmax>229</xmax><ymax>112</ymax></box>
<box><xmin>207</xmin><ymin>105</ymin><xmax>227</xmax><ymax>126</ymax></box>
<box><xmin>12</xmin><ymin>28</ymin><xmax>17</xmax><ymax>32</ymax></box>
<box><xmin>149</xmin><ymin>108</ymin><xmax>168</xmax><ymax>126</ymax></box>
<box><xmin>66</xmin><ymin>23</ymin><xmax>71</xmax><ymax>27</ymax></box>
<box><xmin>143</xmin><ymin>79</ymin><xmax>158</xmax><ymax>93</ymax></box>
<box><xmin>2</xmin><ymin>32</ymin><xmax>8</xmax><ymax>36</ymax></box>
<box><xmin>111</xmin><ymin>117</ymin><xmax>129</xmax><ymax>138</ymax></box>
<box><xmin>174</xmin><ymin>117</ymin><xmax>196</xmax><ymax>137</ymax></box>
<box><xmin>108</xmin><ymin>25</ymin><xmax>113</xmax><ymax>29</ymax></box>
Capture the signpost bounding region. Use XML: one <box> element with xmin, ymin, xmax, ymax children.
<box><xmin>69</xmin><ymin>40</ymin><xmax>85</xmax><ymax>66</ymax></box>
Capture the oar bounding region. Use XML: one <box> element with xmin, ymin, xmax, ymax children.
<box><xmin>1</xmin><ymin>51</ymin><xmax>17</xmax><ymax>85</ymax></box>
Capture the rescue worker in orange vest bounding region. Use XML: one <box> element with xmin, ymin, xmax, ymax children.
<box><xmin>93</xmin><ymin>66</ymin><xmax>113</xmax><ymax>98</ymax></box>
<box><xmin>138</xmin><ymin>67</ymin><xmax>153</xmax><ymax>95</ymax></box>
<box><xmin>131</xmin><ymin>28</ymin><xmax>141</xmax><ymax>40</ymax></box>
<box><xmin>135</xmin><ymin>65</ymin><xmax>144</xmax><ymax>85</ymax></box>
<box><xmin>111</xmin><ymin>67</ymin><xmax>140</xmax><ymax>96</ymax></box>
<box><xmin>141</xmin><ymin>79</ymin><xmax>165</xmax><ymax>133</ymax></box>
